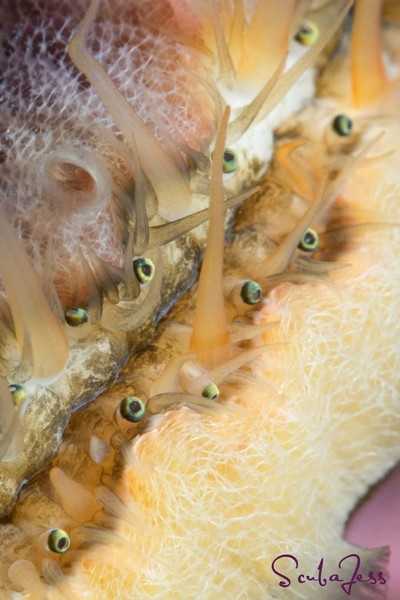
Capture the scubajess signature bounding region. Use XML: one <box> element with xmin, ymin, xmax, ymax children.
<box><xmin>271</xmin><ymin>553</ymin><xmax>387</xmax><ymax>596</ymax></box>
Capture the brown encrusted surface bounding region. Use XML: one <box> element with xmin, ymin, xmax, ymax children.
<box><xmin>0</xmin><ymin>227</ymin><xmax>203</xmax><ymax>517</ymax></box>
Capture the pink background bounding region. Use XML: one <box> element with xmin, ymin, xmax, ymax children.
<box><xmin>345</xmin><ymin>463</ymin><xmax>400</xmax><ymax>599</ymax></box>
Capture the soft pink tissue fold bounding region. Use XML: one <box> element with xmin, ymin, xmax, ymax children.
<box><xmin>345</xmin><ymin>463</ymin><xmax>400</xmax><ymax>600</ymax></box>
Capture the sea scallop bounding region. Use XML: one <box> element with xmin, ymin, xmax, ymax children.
<box><xmin>0</xmin><ymin>0</ymin><xmax>399</xmax><ymax>599</ymax></box>
<box><xmin>0</xmin><ymin>0</ymin><xmax>336</xmax><ymax>513</ymax></box>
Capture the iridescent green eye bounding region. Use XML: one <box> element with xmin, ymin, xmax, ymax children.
<box><xmin>298</xmin><ymin>228</ymin><xmax>319</xmax><ymax>252</ymax></box>
<box><xmin>133</xmin><ymin>257</ymin><xmax>155</xmax><ymax>285</ymax></box>
<box><xmin>332</xmin><ymin>114</ymin><xmax>352</xmax><ymax>137</ymax></box>
<box><xmin>240</xmin><ymin>280</ymin><xmax>262</xmax><ymax>305</ymax></box>
<box><xmin>65</xmin><ymin>307</ymin><xmax>89</xmax><ymax>327</ymax></box>
<box><xmin>9</xmin><ymin>384</ymin><xmax>27</xmax><ymax>407</ymax></box>
<box><xmin>120</xmin><ymin>397</ymin><xmax>146</xmax><ymax>423</ymax></box>
<box><xmin>222</xmin><ymin>149</ymin><xmax>238</xmax><ymax>174</ymax></box>
<box><xmin>295</xmin><ymin>21</ymin><xmax>320</xmax><ymax>46</ymax></box>
<box><xmin>202</xmin><ymin>383</ymin><xmax>220</xmax><ymax>400</ymax></box>
<box><xmin>47</xmin><ymin>529</ymin><xmax>70</xmax><ymax>554</ymax></box>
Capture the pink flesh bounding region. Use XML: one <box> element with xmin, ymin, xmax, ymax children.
<box><xmin>345</xmin><ymin>464</ymin><xmax>400</xmax><ymax>599</ymax></box>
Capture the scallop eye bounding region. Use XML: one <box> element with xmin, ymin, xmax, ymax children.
<box><xmin>9</xmin><ymin>384</ymin><xmax>27</xmax><ymax>407</ymax></box>
<box><xmin>332</xmin><ymin>114</ymin><xmax>353</xmax><ymax>137</ymax></box>
<box><xmin>295</xmin><ymin>21</ymin><xmax>320</xmax><ymax>46</ymax></box>
<box><xmin>240</xmin><ymin>280</ymin><xmax>263</xmax><ymax>305</ymax></box>
<box><xmin>202</xmin><ymin>383</ymin><xmax>220</xmax><ymax>400</ymax></box>
<box><xmin>120</xmin><ymin>396</ymin><xmax>146</xmax><ymax>423</ymax></box>
<box><xmin>47</xmin><ymin>529</ymin><xmax>70</xmax><ymax>554</ymax></box>
<box><xmin>298</xmin><ymin>228</ymin><xmax>319</xmax><ymax>252</ymax></box>
<box><xmin>222</xmin><ymin>149</ymin><xmax>238</xmax><ymax>174</ymax></box>
<box><xmin>65</xmin><ymin>307</ymin><xmax>89</xmax><ymax>327</ymax></box>
<box><xmin>133</xmin><ymin>257</ymin><xmax>155</xmax><ymax>285</ymax></box>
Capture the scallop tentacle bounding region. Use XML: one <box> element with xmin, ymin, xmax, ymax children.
<box><xmin>0</xmin><ymin>209</ymin><xmax>69</xmax><ymax>384</ymax></box>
